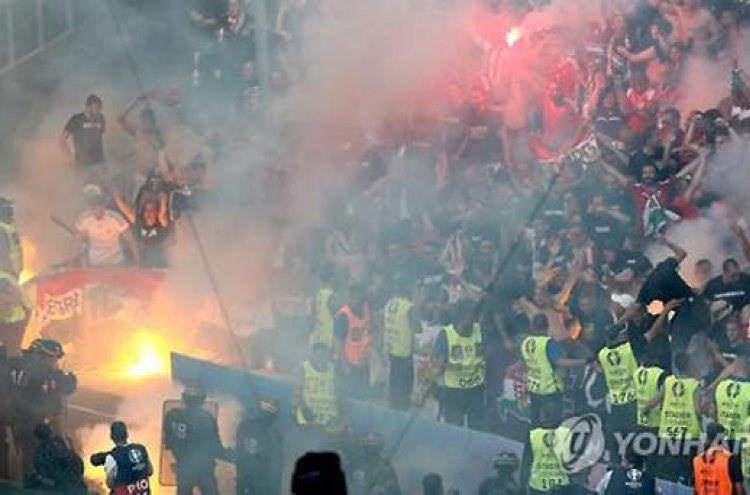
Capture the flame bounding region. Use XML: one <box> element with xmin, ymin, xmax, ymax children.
<box><xmin>19</xmin><ymin>236</ymin><xmax>39</xmax><ymax>284</ymax></box>
<box><xmin>506</xmin><ymin>27</ymin><xmax>522</xmax><ymax>48</ymax></box>
<box><xmin>120</xmin><ymin>330</ymin><xmax>170</xmax><ymax>380</ymax></box>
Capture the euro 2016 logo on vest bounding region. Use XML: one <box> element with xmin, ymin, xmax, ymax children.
<box><xmin>637</xmin><ymin>369</ymin><xmax>648</xmax><ymax>385</ymax></box>
<box><xmin>607</xmin><ymin>351</ymin><xmax>621</xmax><ymax>367</ymax></box>
<box><xmin>526</xmin><ymin>339</ymin><xmax>536</xmax><ymax>355</ymax></box>
<box><xmin>129</xmin><ymin>448</ymin><xmax>143</xmax><ymax>464</ymax></box>
<box><xmin>727</xmin><ymin>383</ymin><xmax>741</xmax><ymax>399</ymax></box>
<box><xmin>673</xmin><ymin>381</ymin><xmax>685</xmax><ymax>398</ymax></box>
<box><xmin>543</xmin><ymin>431</ymin><xmax>555</xmax><ymax>449</ymax></box>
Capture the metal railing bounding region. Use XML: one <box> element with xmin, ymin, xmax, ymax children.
<box><xmin>0</xmin><ymin>0</ymin><xmax>75</xmax><ymax>75</ymax></box>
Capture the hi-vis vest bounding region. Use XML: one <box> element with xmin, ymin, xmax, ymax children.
<box><xmin>715</xmin><ymin>379</ymin><xmax>750</xmax><ymax>439</ymax></box>
<box><xmin>384</xmin><ymin>297</ymin><xmax>415</xmax><ymax>358</ymax></box>
<box><xmin>694</xmin><ymin>448</ymin><xmax>733</xmax><ymax>495</ymax></box>
<box><xmin>338</xmin><ymin>305</ymin><xmax>371</xmax><ymax>365</ymax></box>
<box><xmin>739</xmin><ymin>418</ymin><xmax>750</xmax><ymax>479</ymax></box>
<box><xmin>0</xmin><ymin>223</ymin><xmax>21</xmax><ymax>279</ymax></box>
<box><xmin>659</xmin><ymin>376</ymin><xmax>702</xmax><ymax>439</ymax></box>
<box><xmin>312</xmin><ymin>288</ymin><xmax>334</xmax><ymax>347</ymax></box>
<box><xmin>598</xmin><ymin>342</ymin><xmax>637</xmax><ymax>406</ymax></box>
<box><xmin>0</xmin><ymin>271</ymin><xmax>30</xmax><ymax>324</ymax></box>
<box><xmin>297</xmin><ymin>360</ymin><xmax>337</xmax><ymax>426</ymax></box>
<box><xmin>443</xmin><ymin>324</ymin><xmax>485</xmax><ymax>389</ymax></box>
<box><xmin>529</xmin><ymin>427</ymin><xmax>570</xmax><ymax>492</ymax></box>
<box><xmin>634</xmin><ymin>365</ymin><xmax>665</xmax><ymax>428</ymax></box>
<box><xmin>521</xmin><ymin>336</ymin><xmax>562</xmax><ymax>396</ymax></box>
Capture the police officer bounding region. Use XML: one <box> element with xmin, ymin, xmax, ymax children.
<box><xmin>384</xmin><ymin>277</ymin><xmax>421</xmax><ymax>410</ymax></box>
<box><xmin>235</xmin><ymin>398</ymin><xmax>282</xmax><ymax>495</ymax></box>
<box><xmin>103</xmin><ymin>421</ymin><xmax>153</xmax><ymax>495</ymax></box>
<box><xmin>520</xmin><ymin>314</ymin><xmax>586</xmax><ymax>427</ymax></box>
<box><xmin>0</xmin><ymin>198</ymin><xmax>23</xmax><ymax>281</ymax></box>
<box><xmin>432</xmin><ymin>300</ymin><xmax>487</xmax><ymax>429</ymax></box>
<box><xmin>10</xmin><ymin>339</ymin><xmax>76</xmax><ymax>476</ymax></box>
<box><xmin>693</xmin><ymin>423</ymin><xmax>745</xmax><ymax>495</ymax></box>
<box><xmin>478</xmin><ymin>452</ymin><xmax>522</xmax><ymax>495</ymax></box>
<box><xmin>0</xmin><ymin>269</ymin><xmax>32</xmax><ymax>355</ymax></box>
<box><xmin>294</xmin><ymin>343</ymin><xmax>340</xmax><ymax>427</ymax></box>
<box><xmin>27</xmin><ymin>423</ymin><xmax>86</xmax><ymax>494</ymax></box>
<box><xmin>653</xmin><ymin>353</ymin><xmax>705</xmax><ymax>483</ymax></box>
<box><xmin>598</xmin><ymin>325</ymin><xmax>638</xmax><ymax>461</ymax></box>
<box><xmin>163</xmin><ymin>387</ymin><xmax>233</xmax><ymax>495</ymax></box>
<box><xmin>347</xmin><ymin>432</ymin><xmax>401</xmax><ymax>495</ymax></box>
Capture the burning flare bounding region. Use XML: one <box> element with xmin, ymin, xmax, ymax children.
<box><xmin>506</xmin><ymin>27</ymin><xmax>522</xmax><ymax>48</ymax></box>
<box><xmin>122</xmin><ymin>330</ymin><xmax>170</xmax><ymax>380</ymax></box>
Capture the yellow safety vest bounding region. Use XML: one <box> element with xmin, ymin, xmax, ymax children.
<box><xmin>529</xmin><ymin>427</ymin><xmax>570</xmax><ymax>492</ymax></box>
<box><xmin>659</xmin><ymin>375</ymin><xmax>702</xmax><ymax>439</ymax></box>
<box><xmin>384</xmin><ymin>297</ymin><xmax>415</xmax><ymax>358</ymax></box>
<box><xmin>298</xmin><ymin>360</ymin><xmax>338</xmax><ymax>426</ymax></box>
<box><xmin>0</xmin><ymin>271</ymin><xmax>30</xmax><ymax>324</ymax></box>
<box><xmin>443</xmin><ymin>324</ymin><xmax>485</xmax><ymax>389</ymax></box>
<box><xmin>0</xmin><ymin>223</ymin><xmax>21</xmax><ymax>279</ymax></box>
<box><xmin>312</xmin><ymin>288</ymin><xmax>334</xmax><ymax>347</ymax></box>
<box><xmin>715</xmin><ymin>379</ymin><xmax>750</xmax><ymax>439</ymax></box>
<box><xmin>522</xmin><ymin>336</ymin><xmax>562</xmax><ymax>396</ymax></box>
<box><xmin>598</xmin><ymin>342</ymin><xmax>637</xmax><ymax>406</ymax></box>
<box><xmin>738</xmin><ymin>418</ymin><xmax>750</xmax><ymax>479</ymax></box>
<box><xmin>633</xmin><ymin>365</ymin><xmax>665</xmax><ymax>428</ymax></box>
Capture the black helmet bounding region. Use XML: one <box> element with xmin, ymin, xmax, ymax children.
<box><xmin>258</xmin><ymin>398</ymin><xmax>280</xmax><ymax>416</ymax></box>
<box><xmin>182</xmin><ymin>386</ymin><xmax>207</xmax><ymax>406</ymax></box>
<box><xmin>493</xmin><ymin>451</ymin><xmax>519</xmax><ymax>470</ymax></box>
<box><xmin>29</xmin><ymin>339</ymin><xmax>64</xmax><ymax>359</ymax></box>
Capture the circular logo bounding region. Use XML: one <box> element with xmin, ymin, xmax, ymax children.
<box><xmin>557</xmin><ymin>414</ymin><xmax>606</xmax><ymax>474</ymax></box>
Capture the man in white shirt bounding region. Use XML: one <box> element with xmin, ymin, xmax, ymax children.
<box><xmin>76</xmin><ymin>185</ymin><xmax>139</xmax><ymax>267</ymax></box>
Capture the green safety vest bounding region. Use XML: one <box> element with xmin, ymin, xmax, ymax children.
<box><xmin>298</xmin><ymin>360</ymin><xmax>338</xmax><ymax>425</ymax></box>
<box><xmin>0</xmin><ymin>223</ymin><xmax>21</xmax><ymax>279</ymax></box>
<box><xmin>598</xmin><ymin>342</ymin><xmax>637</xmax><ymax>406</ymax></box>
<box><xmin>0</xmin><ymin>271</ymin><xmax>30</xmax><ymax>324</ymax></box>
<box><xmin>529</xmin><ymin>427</ymin><xmax>570</xmax><ymax>492</ymax></box>
<box><xmin>384</xmin><ymin>297</ymin><xmax>415</xmax><ymax>358</ymax></box>
<box><xmin>443</xmin><ymin>324</ymin><xmax>485</xmax><ymax>389</ymax></box>
<box><xmin>738</xmin><ymin>418</ymin><xmax>750</xmax><ymax>479</ymax></box>
<box><xmin>633</xmin><ymin>366</ymin><xmax>665</xmax><ymax>428</ymax></box>
<box><xmin>715</xmin><ymin>379</ymin><xmax>750</xmax><ymax>439</ymax></box>
<box><xmin>522</xmin><ymin>336</ymin><xmax>562</xmax><ymax>396</ymax></box>
<box><xmin>658</xmin><ymin>375</ymin><xmax>702</xmax><ymax>439</ymax></box>
<box><xmin>312</xmin><ymin>288</ymin><xmax>334</xmax><ymax>348</ymax></box>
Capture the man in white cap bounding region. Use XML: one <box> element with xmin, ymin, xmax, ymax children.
<box><xmin>75</xmin><ymin>185</ymin><xmax>138</xmax><ymax>268</ymax></box>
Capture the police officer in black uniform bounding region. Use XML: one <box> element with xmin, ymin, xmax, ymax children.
<box><xmin>102</xmin><ymin>421</ymin><xmax>153</xmax><ymax>495</ymax></box>
<box><xmin>10</xmin><ymin>339</ymin><xmax>76</xmax><ymax>475</ymax></box>
<box><xmin>26</xmin><ymin>423</ymin><xmax>86</xmax><ymax>494</ymax></box>
<box><xmin>235</xmin><ymin>398</ymin><xmax>282</xmax><ymax>495</ymax></box>
<box><xmin>347</xmin><ymin>432</ymin><xmax>401</xmax><ymax>495</ymax></box>
<box><xmin>478</xmin><ymin>452</ymin><xmax>522</xmax><ymax>495</ymax></box>
<box><xmin>164</xmin><ymin>387</ymin><xmax>233</xmax><ymax>495</ymax></box>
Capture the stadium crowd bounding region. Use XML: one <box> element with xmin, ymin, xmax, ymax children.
<box><xmin>6</xmin><ymin>0</ymin><xmax>750</xmax><ymax>492</ymax></box>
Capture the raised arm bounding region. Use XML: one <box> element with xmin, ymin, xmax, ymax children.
<box><xmin>657</xmin><ymin>235</ymin><xmax>687</xmax><ymax>264</ymax></box>
<box><xmin>116</xmin><ymin>95</ymin><xmax>145</xmax><ymax>138</ymax></box>
<box><xmin>731</xmin><ymin>221</ymin><xmax>750</xmax><ymax>265</ymax></box>
<box><xmin>644</xmin><ymin>299</ymin><xmax>683</xmax><ymax>343</ymax></box>
<box><xmin>599</xmin><ymin>157</ymin><xmax>631</xmax><ymax>188</ymax></box>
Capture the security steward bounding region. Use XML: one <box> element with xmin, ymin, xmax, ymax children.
<box><xmin>294</xmin><ymin>342</ymin><xmax>340</xmax><ymax>426</ymax></box>
<box><xmin>633</xmin><ymin>350</ymin><xmax>667</xmax><ymax>473</ymax></box>
<box><xmin>0</xmin><ymin>197</ymin><xmax>23</xmax><ymax>281</ymax></box>
<box><xmin>235</xmin><ymin>398</ymin><xmax>283</xmax><ymax>495</ymax></box>
<box><xmin>346</xmin><ymin>432</ymin><xmax>401</xmax><ymax>495</ymax></box>
<box><xmin>520</xmin><ymin>313</ymin><xmax>586</xmax><ymax>427</ymax></box>
<box><xmin>0</xmin><ymin>269</ymin><xmax>32</xmax><ymax>355</ymax></box>
<box><xmin>653</xmin><ymin>353</ymin><xmax>705</xmax><ymax>483</ymax></box>
<box><xmin>103</xmin><ymin>421</ymin><xmax>153</xmax><ymax>495</ymax></box>
<box><xmin>163</xmin><ymin>387</ymin><xmax>233</xmax><ymax>495</ymax></box>
<box><xmin>522</xmin><ymin>403</ymin><xmax>572</xmax><ymax>495</ymax></box>
<box><xmin>334</xmin><ymin>284</ymin><xmax>372</xmax><ymax>400</ymax></box>
<box><xmin>432</xmin><ymin>299</ymin><xmax>487</xmax><ymax>429</ymax></box>
<box><xmin>10</xmin><ymin>339</ymin><xmax>76</xmax><ymax>476</ymax></box>
<box><xmin>694</xmin><ymin>423</ymin><xmax>745</xmax><ymax>495</ymax></box>
<box><xmin>311</xmin><ymin>267</ymin><xmax>337</xmax><ymax>350</ymax></box>
<box><xmin>598</xmin><ymin>325</ymin><xmax>638</xmax><ymax>461</ymax></box>
<box><xmin>713</xmin><ymin>356</ymin><xmax>750</xmax><ymax>445</ymax></box>
<box><xmin>383</xmin><ymin>277</ymin><xmax>421</xmax><ymax>410</ymax></box>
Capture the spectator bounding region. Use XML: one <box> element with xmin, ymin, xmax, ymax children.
<box><xmin>113</xmin><ymin>192</ymin><xmax>170</xmax><ymax>269</ymax></box>
<box><xmin>59</xmin><ymin>94</ymin><xmax>107</xmax><ymax>172</ymax></box>
<box><xmin>703</xmin><ymin>258</ymin><xmax>750</xmax><ymax>312</ymax></box>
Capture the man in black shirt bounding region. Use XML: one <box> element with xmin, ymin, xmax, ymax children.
<box><xmin>636</xmin><ymin>238</ymin><xmax>693</xmax><ymax>307</ymax></box>
<box><xmin>703</xmin><ymin>258</ymin><xmax>750</xmax><ymax>312</ymax></box>
<box><xmin>59</xmin><ymin>95</ymin><xmax>106</xmax><ymax>169</ymax></box>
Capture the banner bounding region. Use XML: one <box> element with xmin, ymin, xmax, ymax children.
<box><xmin>28</xmin><ymin>269</ymin><xmax>165</xmax><ymax>341</ymax></box>
<box><xmin>559</xmin><ymin>134</ymin><xmax>601</xmax><ymax>170</ymax></box>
